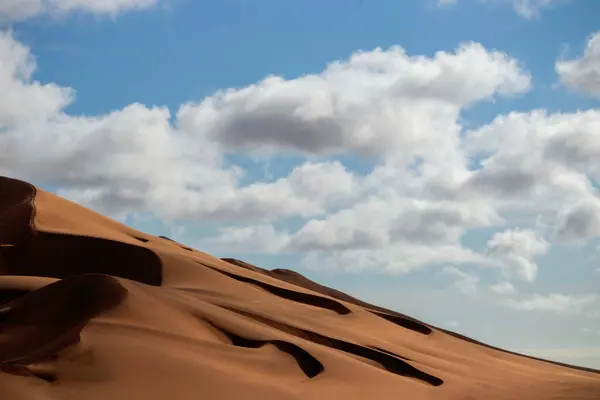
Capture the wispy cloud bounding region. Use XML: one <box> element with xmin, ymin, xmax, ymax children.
<box><xmin>0</xmin><ymin>0</ymin><xmax>162</xmax><ymax>22</ymax></box>
<box><xmin>506</xmin><ymin>293</ymin><xmax>599</xmax><ymax>314</ymax></box>
<box><xmin>438</xmin><ymin>0</ymin><xmax>567</xmax><ymax>19</ymax></box>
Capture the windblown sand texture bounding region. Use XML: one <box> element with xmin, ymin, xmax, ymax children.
<box><xmin>0</xmin><ymin>175</ymin><xmax>599</xmax><ymax>399</ymax></box>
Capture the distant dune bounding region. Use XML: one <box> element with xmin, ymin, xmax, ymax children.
<box><xmin>1</xmin><ymin>175</ymin><xmax>599</xmax><ymax>399</ymax></box>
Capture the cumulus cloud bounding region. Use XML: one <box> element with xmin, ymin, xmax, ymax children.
<box><xmin>554</xmin><ymin>199</ymin><xmax>600</xmax><ymax>244</ymax></box>
<box><xmin>202</xmin><ymin>225</ymin><xmax>291</xmax><ymax>255</ymax></box>
<box><xmin>0</xmin><ymin>31</ymin><xmax>359</xmax><ymax>222</ymax></box>
<box><xmin>3</xmin><ymin>24</ymin><xmax>600</xmax><ymax>278</ymax></box>
<box><xmin>506</xmin><ymin>293</ymin><xmax>599</xmax><ymax>314</ymax></box>
<box><xmin>464</xmin><ymin>109</ymin><xmax>600</xmax><ymax>211</ymax></box>
<box><xmin>0</xmin><ymin>31</ymin><xmax>72</xmax><ymax>125</ymax></box>
<box><xmin>287</xmin><ymin>196</ymin><xmax>499</xmax><ymax>252</ymax></box>
<box><xmin>485</xmin><ymin>228</ymin><xmax>549</xmax><ymax>282</ymax></box>
<box><xmin>0</xmin><ymin>31</ymin><xmax>529</xmax><ymax>224</ymax></box>
<box><xmin>280</xmin><ymin>195</ymin><xmax>497</xmax><ymax>273</ymax></box>
<box><xmin>178</xmin><ymin>42</ymin><xmax>530</xmax><ymax>159</ymax></box>
<box><xmin>556</xmin><ymin>32</ymin><xmax>600</xmax><ymax>97</ymax></box>
<box><xmin>199</xmin><ymin>196</ymin><xmax>493</xmax><ymax>274</ymax></box>
<box><xmin>0</xmin><ymin>0</ymin><xmax>160</xmax><ymax>21</ymax></box>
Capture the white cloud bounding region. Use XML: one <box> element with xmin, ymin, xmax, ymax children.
<box><xmin>490</xmin><ymin>281</ymin><xmax>517</xmax><ymax>295</ymax></box>
<box><xmin>4</xmin><ymin>25</ymin><xmax>600</xmax><ymax>279</ymax></box>
<box><xmin>0</xmin><ymin>0</ymin><xmax>160</xmax><ymax>21</ymax></box>
<box><xmin>440</xmin><ymin>266</ymin><xmax>479</xmax><ymax>295</ymax></box>
<box><xmin>464</xmin><ymin>109</ymin><xmax>600</xmax><ymax>218</ymax></box>
<box><xmin>193</xmin><ymin>192</ymin><xmax>495</xmax><ymax>276</ymax></box>
<box><xmin>509</xmin><ymin>0</ymin><xmax>562</xmax><ymax>19</ymax></box>
<box><xmin>437</xmin><ymin>0</ymin><xmax>565</xmax><ymax>19</ymax></box>
<box><xmin>0</xmin><ymin>32</ymin><xmax>359</xmax><ymax>223</ymax></box>
<box><xmin>556</xmin><ymin>32</ymin><xmax>600</xmax><ymax>97</ymax></box>
<box><xmin>0</xmin><ymin>32</ymin><xmax>528</xmax><ymax>226</ymax></box>
<box><xmin>485</xmin><ymin>228</ymin><xmax>549</xmax><ymax>282</ymax></box>
<box><xmin>298</xmin><ymin>243</ymin><xmax>486</xmax><ymax>274</ymax></box>
<box><xmin>178</xmin><ymin>42</ymin><xmax>530</xmax><ymax>159</ymax></box>
<box><xmin>554</xmin><ymin>199</ymin><xmax>600</xmax><ymax>244</ymax></box>
<box><xmin>281</xmin><ymin>194</ymin><xmax>496</xmax><ymax>273</ymax></box>
<box><xmin>202</xmin><ymin>224</ymin><xmax>291</xmax><ymax>255</ymax></box>
<box><xmin>287</xmin><ymin>196</ymin><xmax>499</xmax><ymax>251</ymax></box>
<box><xmin>0</xmin><ymin>30</ymin><xmax>72</xmax><ymax>125</ymax></box>
<box><xmin>284</xmin><ymin>161</ymin><xmax>359</xmax><ymax>204</ymax></box>
<box><xmin>506</xmin><ymin>293</ymin><xmax>599</xmax><ymax>314</ymax></box>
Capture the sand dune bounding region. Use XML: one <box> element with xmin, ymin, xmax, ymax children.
<box><xmin>0</xmin><ymin>176</ymin><xmax>599</xmax><ymax>399</ymax></box>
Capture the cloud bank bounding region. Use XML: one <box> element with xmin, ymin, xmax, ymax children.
<box><xmin>1</xmin><ymin>26</ymin><xmax>600</xmax><ymax>287</ymax></box>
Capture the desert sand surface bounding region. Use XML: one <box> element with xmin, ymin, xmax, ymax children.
<box><xmin>1</xmin><ymin>175</ymin><xmax>599</xmax><ymax>399</ymax></box>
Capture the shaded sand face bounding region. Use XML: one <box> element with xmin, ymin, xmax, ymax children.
<box><xmin>0</xmin><ymin>176</ymin><xmax>599</xmax><ymax>399</ymax></box>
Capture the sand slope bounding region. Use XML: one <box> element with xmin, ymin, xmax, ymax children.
<box><xmin>0</xmin><ymin>176</ymin><xmax>599</xmax><ymax>399</ymax></box>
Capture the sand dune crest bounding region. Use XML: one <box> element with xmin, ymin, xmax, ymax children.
<box><xmin>0</xmin><ymin>175</ymin><xmax>599</xmax><ymax>399</ymax></box>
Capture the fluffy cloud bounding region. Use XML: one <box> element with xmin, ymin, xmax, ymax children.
<box><xmin>281</xmin><ymin>195</ymin><xmax>497</xmax><ymax>273</ymax></box>
<box><xmin>287</xmin><ymin>196</ymin><xmax>499</xmax><ymax>251</ymax></box>
<box><xmin>464</xmin><ymin>109</ymin><xmax>600</xmax><ymax>220</ymax></box>
<box><xmin>178</xmin><ymin>42</ymin><xmax>530</xmax><ymax>159</ymax></box>
<box><xmin>199</xmin><ymin>195</ymin><xmax>494</xmax><ymax>274</ymax></box>
<box><xmin>0</xmin><ymin>31</ymin><xmax>530</xmax><ymax>223</ymax></box>
<box><xmin>485</xmin><ymin>228</ymin><xmax>549</xmax><ymax>281</ymax></box>
<box><xmin>3</xmin><ymin>23</ymin><xmax>600</xmax><ymax>279</ymax></box>
<box><xmin>556</xmin><ymin>32</ymin><xmax>600</xmax><ymax>97</ymax></box>
<box><xmin>0</xmin><ymin>31</ymin><xmax>72</xmax><ymax>125</ymax></box>
<box><xmin>202</xmin><ymin>225</ymin><xmax>291</xmax><ymax>255</ymax></box>
<box><xmin>506</xmin><ymin>293</ymin><xmax>599</xmax><ymax>314</ymax></box>
<box><xmin>554</xmin><ymin>199</ymin><xmax>600</xmax><ymax>244</ymax></box>
<box><xmin>0</xmin><ymin>0</ymin><xmax>159</xmax><ymax>21</ymax></box>
<box><xmin>0</xmin><ymin>32</ymin><xmax>358</xmax><ymax>222</ymax></box>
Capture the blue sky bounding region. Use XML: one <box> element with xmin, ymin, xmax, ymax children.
<box><xmin>2</xmin><ymin>0</ymin><xmax>600</xmax><ymax>368</ymax></box>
